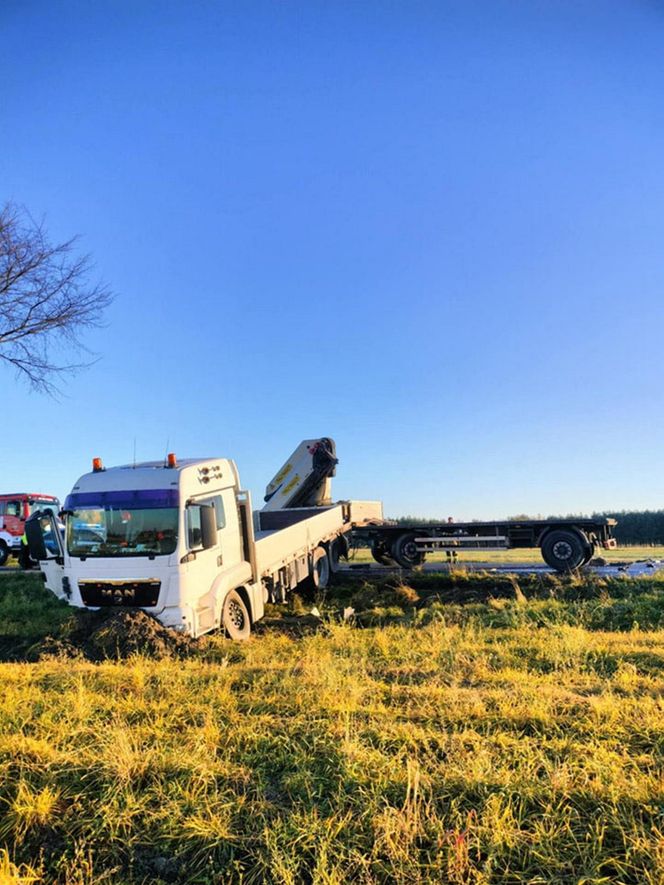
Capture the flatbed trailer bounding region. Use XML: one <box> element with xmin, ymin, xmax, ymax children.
<box><xmin>354</xmin><ymin>517</ymin><xmax>617</xmax><ymax>572</ymax></box>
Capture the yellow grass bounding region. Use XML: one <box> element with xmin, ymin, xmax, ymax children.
<box><xmin>3</xmin><ymin>572</ymin><xmax>664</xmax><ymax>882</ymax></box>
<box><xmin>1</xmin><ymin>611</ymin><xmax>664</xmax><ymax>880</ymax></box>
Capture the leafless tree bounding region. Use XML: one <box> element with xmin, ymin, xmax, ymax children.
<box><xmin>0</xmin><ymin>202</ymin><xmax>113</xmax><ymax>393</ymax></box>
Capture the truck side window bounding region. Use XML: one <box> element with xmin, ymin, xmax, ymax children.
<box><xmin>187</xmin><ymin>506</ymin><xmax>202</xmax><ymax>548</ymax></box>
<box><xmin>6</xmin><ymin>502</ymin><xmax>21</xmax><ymax>518</ymax></box>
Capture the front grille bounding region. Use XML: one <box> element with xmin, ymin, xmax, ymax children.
<box><xmin>78</xmin><ymin>580</ymin><xmax>161</xmax><ymax>607</ymax></box>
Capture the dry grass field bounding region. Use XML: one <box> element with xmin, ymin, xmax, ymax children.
<box><xmin>1</xmin><ymin>570</ymin><xmax>664</xmax><ymax>883</ymax></box>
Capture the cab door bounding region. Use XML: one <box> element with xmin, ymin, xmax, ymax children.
<box><xmin>24</xmin><ymin>510</ymin><xmax>67</xmax><ymax>600</ymax></box>
<box><xmin>191</xmin><ymin>491</ymin><xmax>243</xmax><ymax>568</ymax></box>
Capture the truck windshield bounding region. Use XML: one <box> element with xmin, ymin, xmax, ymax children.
<box><xmin>28</xmin><ymin>499</ymin><xmax>61</xmax><ymax>517</ymax></box>
<box><xmin>65</xmin><ymin>490</ymin><xmax>179</xmax><ymax>558</ymax></box>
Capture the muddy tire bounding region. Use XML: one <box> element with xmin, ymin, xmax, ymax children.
<box><xmin>222</xmin><ymin>589</ymin><xmax>251</xmax><ymax>640</ymax></box>
<box><xmin>541</xmin><ymin>530</ymin><xmax>587</xmax><ymax>572</ymax></box>
<box><xmin>0</xmin><ymin>542</ymin><xmax>9</xmax><ymax>567</ymax></box>
<box><xmin>391</xmin><ymin>532</ymin><xmax>425</xmax><ymax>568</ymax></box>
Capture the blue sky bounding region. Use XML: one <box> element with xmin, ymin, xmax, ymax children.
<box><xmin>2</xmin><ymin>0</ymin><xmax>664</xmax><ymax>519</ymax></box>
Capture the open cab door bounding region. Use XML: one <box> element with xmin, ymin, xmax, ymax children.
<box><xmin>25</xmin><ymin>510</ymin><xmax>67</xmax><ymax>601</ymax></box>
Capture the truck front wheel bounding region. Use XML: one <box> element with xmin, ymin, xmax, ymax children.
<box><xmin>222</xmin><ymin>590</ymin><xmax>251</xmax><ymax>640</ymax></box>
<box><xmin>0</xmin><ymin>542</ymin><xmax>8</xmax><ymax>567</ymax></box>
<box><xmin>391</xmin><ymin>533</ymin><xmax>425</xmax><ymax>569</ymax></box>
<box><xmin>541</xmin><ymin>530</ymin><xmax>588</xmax><ymax>572</ymax></box>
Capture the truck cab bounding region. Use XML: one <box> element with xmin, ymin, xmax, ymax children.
<box><xmin>26</xmin><ymin>454</ymin><xmax>270</xmax><ymax>637</ymax></box>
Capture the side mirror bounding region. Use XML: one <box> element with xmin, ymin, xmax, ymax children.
<box><xmin>200</xmin><ymin>504</ymin><xmax>217</xmax><ymax>550</ymax></box>
<box><xmin>25</xmin><ymin>512</ymin><xmax>48</xmax><ymax>561</ymax></box>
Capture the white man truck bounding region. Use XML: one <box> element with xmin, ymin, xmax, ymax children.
<box><xmin>26</xmin><ymin>439</ymin><xmax>382</xmax><ymax>639</ymax></box>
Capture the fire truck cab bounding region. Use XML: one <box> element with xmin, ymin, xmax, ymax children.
<box><xmin>0</xmin><ymin>494</ymin><xmax>61</xmax><ymax>566</ymax></box>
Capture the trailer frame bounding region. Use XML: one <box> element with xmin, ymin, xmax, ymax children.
<box><xmin>353</xmin><ymin>517</ymin><xmax>617</xmax><ymax>572</ymax></box>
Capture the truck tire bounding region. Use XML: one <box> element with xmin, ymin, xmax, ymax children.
<box><xmin>540</xmin><ymin>530</ymin><xmax>588</xmax><ymax>572</ymax></box>
<box><xmin>0</xmin><ymin>542</ymin><xmax>8</xmax><ymax>567</ymax></box>
<box><xmin>371</xmin><ymin>543</ymin><xmax>396</xmax><ymax>566</ymax></box>
<box><xmin>221</xmin><ymin>589</ymin><xmax>251</xmax><ymax>640</ymax></box>
<box><xmin>300</xmin><ymin>547</ymin><xmax>331</xmax><ymax>600</ymax></box>
<box><xmin>311</xmin><ymin>547</ymin><xmax>330</xmax><ymax>590</ymax></box>
<box><xmin>391</xmin><ymin>532</ymin><xmax>425</xmax><ymax>569</ymax></box>
<box><xmin>327</xmin><ymin>536</ymin><xmax>349</xmax><ymax>573</ymax></box>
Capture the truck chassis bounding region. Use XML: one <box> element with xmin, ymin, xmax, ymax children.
<box><xmin>353</xmin><ymin>517</ymin><xmax>617</xmax><ymax>572</ymax></box>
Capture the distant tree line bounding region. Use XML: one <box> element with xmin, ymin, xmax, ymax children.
<box><xmin>393</xmin><ymin>511</ymin><xmax>664</xmax><ymax>545</ymax></box>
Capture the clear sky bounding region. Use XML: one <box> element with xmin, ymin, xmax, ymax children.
<box><xmin>2</xmin><ymin>0</ymin><xmax>664</xmax><ymax>519</ymax></box>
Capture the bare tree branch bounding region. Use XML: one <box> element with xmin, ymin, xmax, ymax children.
<box><xmin>0</xmin><ymin>202</ymin><xmax>113</xmax><ymax>393</ymax></box>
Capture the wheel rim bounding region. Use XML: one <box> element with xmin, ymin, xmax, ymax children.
<box><xmin>227</xmin><ymin>599</ymin><xmax>245</xmax><ymax>630</ymax></box>
<box><xmin>403</xmin><ymin>540</ymin><xmax>419</xmax><ymax>560</ymax></box>
<box><xmin>552</xmin><ymin>540</ymin><xmax>573</xmax><ymax>561</ymax></box>
<box><xmin>395</xmin><ymin>536</ymin><xmax>421</xmax><ymax>565</ymax></box>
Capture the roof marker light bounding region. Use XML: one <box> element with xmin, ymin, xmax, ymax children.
<box><xmin>92</xmin><ymin>457</ymin><xmax>104</xmax><ymax>472</ymax></box>
<box><xmin>167</xmin><ymin>453</ymin><xmax>177</xmax><ymax>469</ymax></box>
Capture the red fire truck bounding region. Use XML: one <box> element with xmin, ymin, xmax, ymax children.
<box><xmin>0</xmin><ymin>494</ymin><xmax>61</xmax><ymax>566</ymax></box>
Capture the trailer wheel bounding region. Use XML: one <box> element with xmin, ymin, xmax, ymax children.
<box><xmin>222</xmin><ymin>589</ymin><xmax>251</xmax><ymax>640</ymax></box>
<box><xmin>371</xmin><ymin>543</ymin><xmax>396</xmax><ymax>566</ymax></box>
<box><xmin>0</xmin><ymin>542</ymin><xmax>8</xmax><ymax>567</ymax></box>
<box><xmin>540</xmin><ymin>530</ymin><xmax>587</xmax><ymax>572</ymax></box>
<box><xmin>391</xmin><ymin>533</ymin><xmax>425</xmax><ymax>568</ymax></box>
